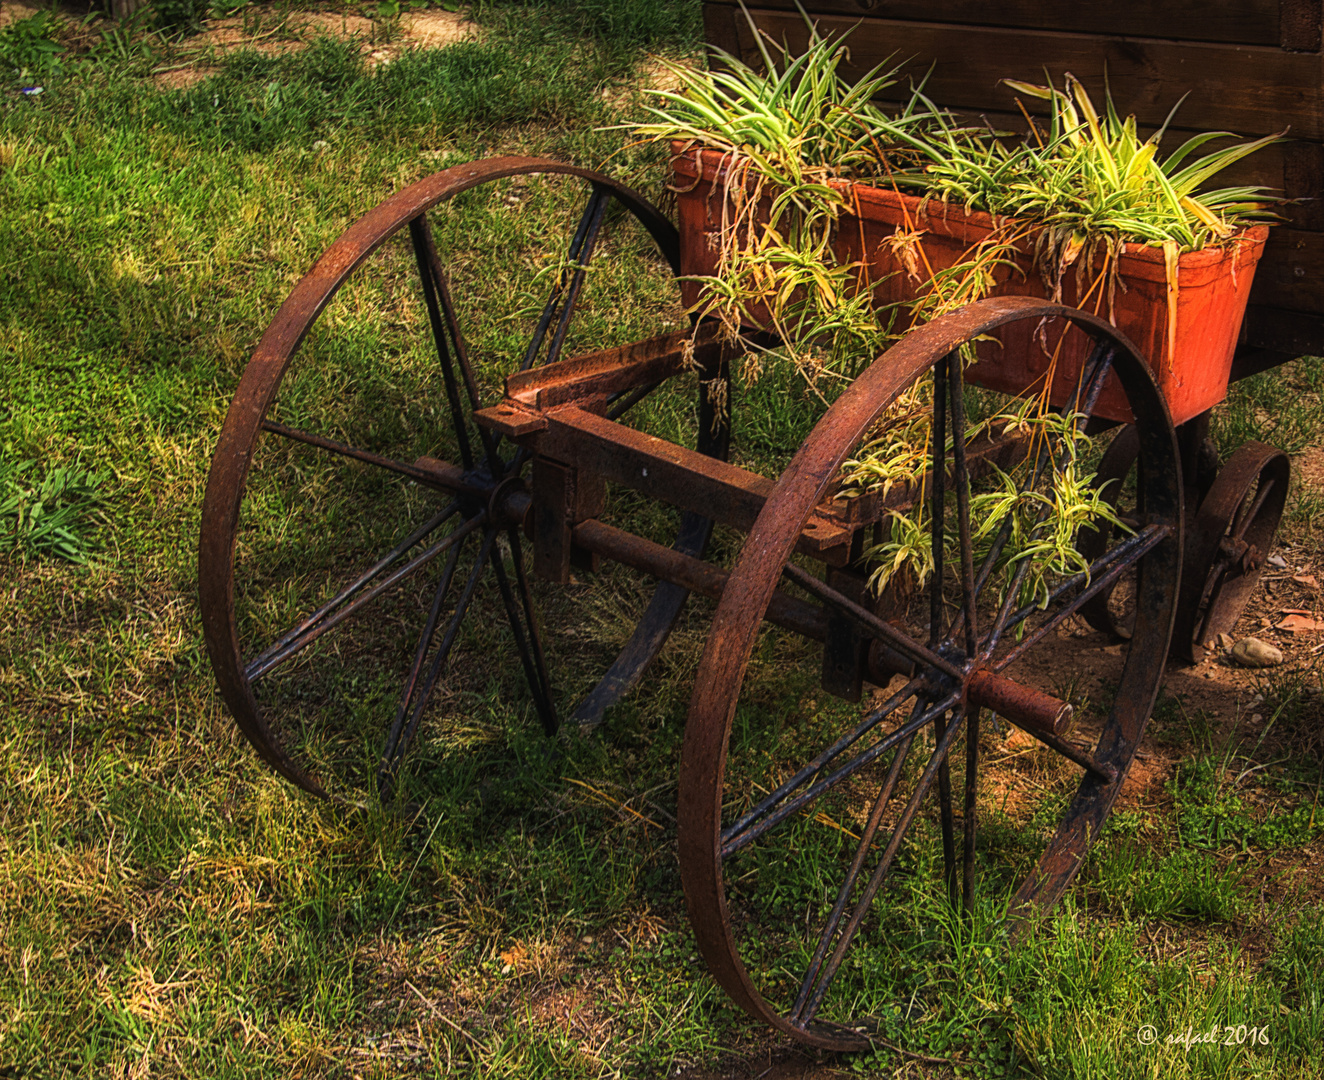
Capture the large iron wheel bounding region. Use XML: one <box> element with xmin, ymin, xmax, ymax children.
<box><xmin>678</xmin><ymin>297</ymin><xmax>1183</xmax><ymax>1050</ymax></box>
<box><xmin>199</xmin><ymin>158</ymin><xmax>726</xmax><ymax>802</ymax></box>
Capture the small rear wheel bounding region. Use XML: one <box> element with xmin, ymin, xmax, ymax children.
<box><xmin>1173</xmin><ymin>442</ymin><xmax>1289</xmax><ymax>662</ymax></box>
<box><xmin>1079</xmin><ymin>432</ymin><xmax>1288</xmax><ymax>662</ymax></box>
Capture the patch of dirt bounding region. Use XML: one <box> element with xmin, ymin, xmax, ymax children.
<box><xmin>1293</xmin><ymin>445</ymin><xmax>1324</xmax><ymax>491</ymax></box>
<box><xmin>401</xmin><ymin>9</ymin><xmax>479</xmax><ymax>50</ymax></box>
<box><xmin>0</xmin><ymin>1</ymin><xmax>44</xmax><ymax>30</ymax></box>
<box><xmin>292</xmin><ymin>11</ymin><xmax>379</xmax><ymax>41</ymax></box>
<box><xmin>1118</xmin><ymin>756</ymin><xmax>1162</xmax><ymax>807</ymax></box>
<box><xmin>172</xmin><ymin>12</ymin><xmax>374</xmax><ymax>71</ymax></box>
<box><xmin>600</xmin><ymin>54</ymin><xmax>701</xmax><ymax>109</ymax></box>
<box><xmin>529</xmin><ymin>985</ymin><xmax>610</xmax><ymax>1048</ymax></box>
<box><xmin>975</xmin><ymin>520</ymin><xmax>1323</xmax><ymax>826</ymax></box>
<box><xmin>634</xmin><ymin>55</ymin><xmax>699</xmax><ymax>92</ymax></box>
<box><xmin>152</xmin><ymin>65</ymin><xmax>218</xmax><ymax>90</ymax></box>
<box><xmin>673</xmin><ymin>1048</ymin><xmax>953</xmax><ymax>1080</ymax></box>
<box><xmin>17</xmin><ymin>4</ymin><xmax>489</xmax><ymax>88</ymax></box>
<box><xmin>1254</xmin><ymin>841</ymin><xmax>1324</xmax><ymax>908</ymax></box>
<box><xmin>1162</xmin><ymin>542</ymin><xmax>1324</xmax><ymax>725</ymax></box>
<box><xmin>1016</xmin><ymin>535</ymin><xmax>1323</xmax><ymax>735</ymax></box>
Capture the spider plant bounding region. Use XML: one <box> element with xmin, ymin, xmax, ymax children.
<box><xmin>997</xmin><ymin>74</ymin><xmax>1281</xmax><ymax>248</ymax></box>
<box><xmin>631</xmin><ymin>8</ymin><xmax>943</xmax><ymax>386</ymax></box>
<box><xmin>629</xmin><ymin>14</ymin><xmax>1279</xmax><ymax>601</ymax></box>
<box><xmin>631</xmin><ymin>20</ymin><xmax>934</xmax><ymax>183</ymax></box>
<box><xmin>918</xmin><ymin>73</ymin><xmax>1283</xmax><ymax>361</ymax></box>
<box><xmin>848</xmin><ymin>407</ymin><xmax>1131</xmax><ymax>611</ymax></box>
<box><xmin>891</xmin><ymin>72</ymin><xmax>1282</xmax><ymax>340</ymax></box>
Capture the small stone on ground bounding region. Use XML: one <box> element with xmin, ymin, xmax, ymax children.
<box><xmin>1230</xmin><ymin>636</ymin><xmax>1283</xmax><ymax>668</ymax></box>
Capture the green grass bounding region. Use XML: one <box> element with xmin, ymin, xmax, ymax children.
<box><xmin>1213</xmin><ymin>356</ymin><xmax>1324</xmax><ymax>460</ymax></box>
<box><xmin>2</xmin><ymin>3</ymin><xmax>1324</xmax><ymax>1078</ymax></box>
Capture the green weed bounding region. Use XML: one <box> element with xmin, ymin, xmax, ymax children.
<box><xmin>0</xmin><ymin>456</ymin><xmax>107</xmax><ymax>563</ymax></box>
<box><xmin>1214</xmin><ymin>356</ymin><xmax>1324</xmax><ymax>458</ymax></box>
<box><xmin>1092</xmin><ymin>843</ymin><xmax>1249</xmax><ymax>921</ymax></box>
<box><xmin>0</xmin><ymin>11</ymin><xmax>65</xmax><ymax>82</ymax></box>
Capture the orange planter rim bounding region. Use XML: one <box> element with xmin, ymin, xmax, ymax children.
<box><xmin>668</xmin><ymin>144</ymin><xmax>1271</xmax><ymax>284</ymax></box>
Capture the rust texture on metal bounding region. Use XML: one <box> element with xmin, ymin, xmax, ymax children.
<box><xmin>677</xmin><ymin>296</ymin><xmax>1182</xmax><ymax>1050</ymax></box>
<box><xmin>571</xmin><ymin>519</ymin><xmax>829</xmax><ymax>642</ymax></box>
<box><xmin>1173</xmin><ymin>441</ymin><xmax>1290</xmax><ymax>662</ymax></box>
<box><xmin>1077</xmin><ymin>423</ymin><xmax>1291</xmax><ymax>664</ymax></box>
<box><xmin>966</xmin><ymin>668</ymin><xmax>1072</xmax><ymax>736</ymax></box>
<box><xmin>532</xmin><ymin>405</ymin><xmax>855</xmax><ymax>563</ymax></box>
<box><xmin>504</xmin><ymin>325</ymin><xmax>723</xmax><ymax>409</ymax></box>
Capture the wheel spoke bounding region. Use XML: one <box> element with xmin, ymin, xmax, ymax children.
<box><xmin>987</xmin><ymin>522</ymin><xmax>1171</xmax><ymax>668</ymax></box>
<box><xmin>245</xmin><ymin>510</ymin><xmax>485</xmax><ymax>682</ymax></box>
<box><xmin>378</xmin><ymin>523</ymin><xmax>499</xmax><ymax>791</ymax></box>
<box><xmin>937</xmin><ymin>351</ymin><xmax>972</xmax><ymax>900</ymax></box>
<box><xmin>961</xmin><ymin>705</ymin><xmax>981</xmax><ymax>914</ymax></box>
<box><xmin>489</xmin><ymin>526</ymin><xmax>558</xmax><ymax>735</ymax></box>
<box><xmin>721</xmin><ymin>672</ymin><xmax>924</xmax><ymax>845</ymax></box>
<box><xmin>411</xmin><ymin>212</ymin><xmax>512</xmax><ymax>475</ymax></box>
<box><xmin>934</xmin><ymin>709</ymin><xmax>959</xmax><ymax>907</ymax></box>
<box><xmin>570</xmin><ymin>510</ymin><xmax>720</xmax><ymax>727</ymax></box>
<box><xmin>1070</xmin><ymin>339</ymin><xmax>1117</xmax><ymax>417</ymax></box>
<box><xmin>1204</xmin><ymin>474</ymin><xmax>1277</xmax><ymax>600</ymax></box>
<box><xmin>539</xmin><ymin>187</ymin><xmax>611</xmax><ymax>371</ymax></box>
<box><xmin>606</xmin><ymin>379</ymin><xmax>663</xmax><ymax>422</ymax></box>
<box><xmin>378</xmin><ymin>530</ymin><xmax>469</xmax><ymax>783</ymax></box>
<box><xmin>517</xmin><ymin>187</ymin><xmax>609</xmax><ymax>375</ymax></box>
<box><xmin>1230</xmin><ymin>476</ymin><xmax>1275</xmax><ymax>543</ymax></box>
<box><xmin>796</xmin><ymin>711</ymin><xmax>967</xmax><ymax>1025</ymax></box>
<box><xmin>948</xmin><ymin>353</ymin><xmax>978</xmax><ymax>655</ymax></box>
<box><xmin>410</xmin><ymin>215</ymin><xmax>480</xmax><ymax>471</ymax></box>
<box><xmin>790</xmin><ymin>724</ymin><xmax>918</xmax><ymax>1022</ymax></box>
<box><xmin>781</xmin><ymin>562</ymin><xmax>961</xmax><ymax>679</ymax></box>
<box><xmin>260</xmin><ymin>419</ymin><xmax>448</xmax><ymax>485</ymax></box>
<box><xmin>721</xmin><ymin>687</ymin><xmax>960</xmax><ymax>859</ymax></box>
<box><xmin>929</xmin><ymin>351</ymin><xmax>947</xmax><ymax>646</ymax></box>
<box><xmin>246</xmin><ymin>501</ymin><xmax>459</xmax><ymax>675</ymax></box>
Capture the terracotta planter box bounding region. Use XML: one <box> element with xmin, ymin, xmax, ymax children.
<box><xmin>672</xmin><ymin>148</ymin><xmax>1269</xmax><ymax>425</ymax></box>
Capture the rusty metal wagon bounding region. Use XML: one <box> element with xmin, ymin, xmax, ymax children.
<box><xmin>196</xmin><ymin>155</ymin><xmax>1292</xmax><ymax>1049</ymax></box>
<box><xmin>197</xmin><ymin>9</ymin><xmax>1312</xmax><ymax>1048</ymax></box>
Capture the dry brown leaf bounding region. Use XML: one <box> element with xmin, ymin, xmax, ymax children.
<box><xmin>1275</xmin><ymin>614</ymin><xmax>1324</xmax><ymax>633</ymax></box>
<box><xmin>1293</xmin><ymin>573</ymin><xmax>1319</xmax><ymax>590</ymax></box>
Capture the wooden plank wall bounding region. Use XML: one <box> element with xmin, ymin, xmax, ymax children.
<box><xmin>703</xmin><ymin>0</ymin><xmax>1324</xmax><ymax>358</ymax></box>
